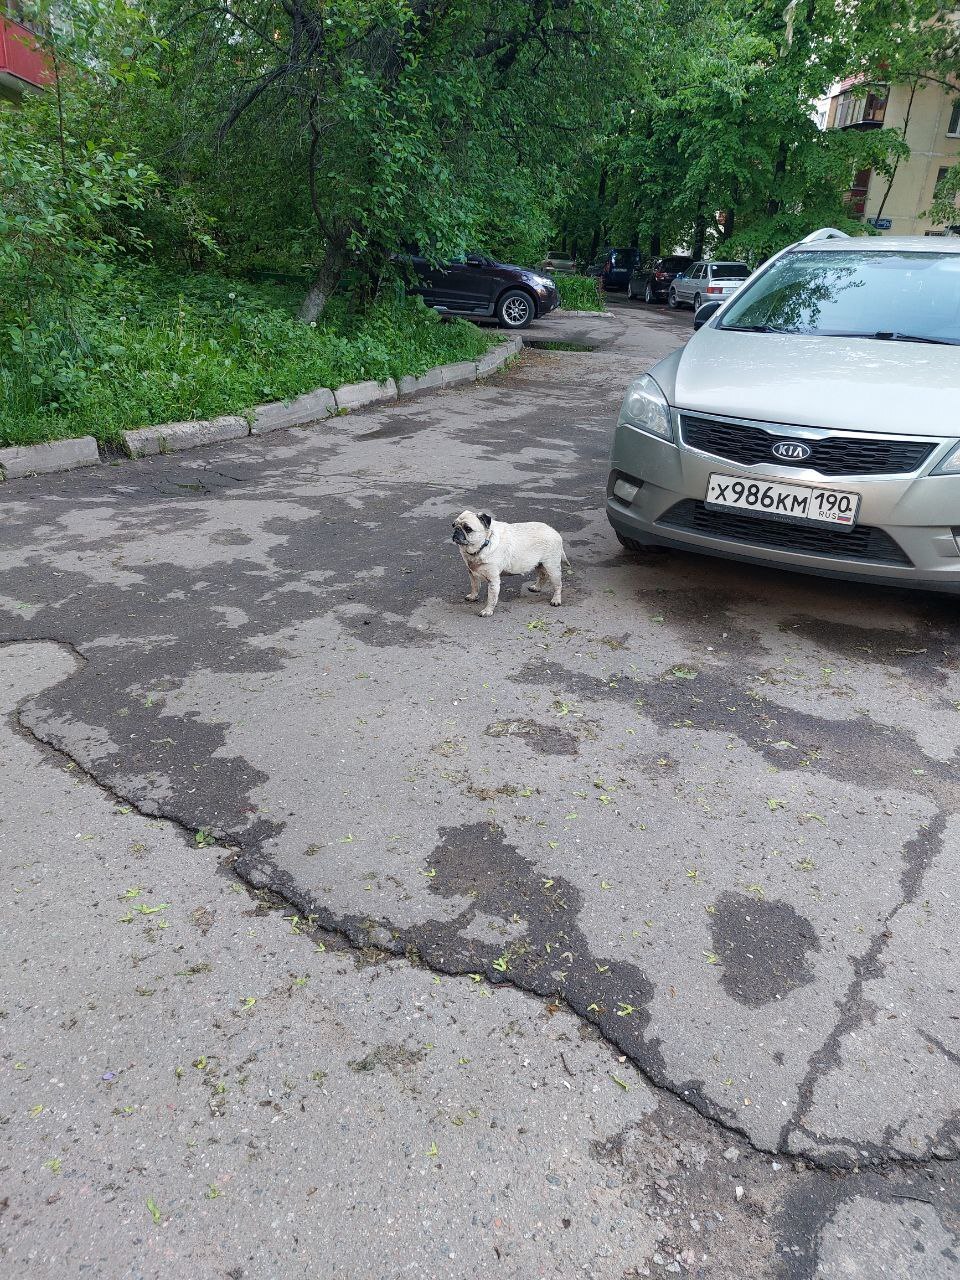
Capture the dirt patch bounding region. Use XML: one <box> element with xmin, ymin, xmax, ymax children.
<box><xmin>485</xmin><ymin>717</ymin><xmax>581</xmax><ymax>756</ymax></box>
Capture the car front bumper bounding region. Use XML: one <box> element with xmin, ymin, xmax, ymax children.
<box><xmin>538</xmin><ymin>285</ymin><xmax>560</xmax><ymax>316</ymax></box>
<box><xmin>606</xmin><ymin>411</ymin><xmax>960</xmax><ymax>592</ymax></box>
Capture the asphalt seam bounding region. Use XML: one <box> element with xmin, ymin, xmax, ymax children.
<box><xmin>7</xmin><ymin>634</ymin><xmax>960</xmax><ymax>1180</ymax></box>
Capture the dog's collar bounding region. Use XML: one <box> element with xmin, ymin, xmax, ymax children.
<box><xmin>466</xmin><ymin>536</ymin><xmax>491</xmax><ymax>558</ymax></box>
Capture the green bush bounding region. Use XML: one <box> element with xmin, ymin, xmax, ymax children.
<box><xmin>553</xmin><ymin>273</ymin><xmax>605</xmax><ymax>312</ymax></box>
<box><xmin>0</xmin><ymin>268</ymin><xmax>494</xmax><ymax>447</ymax></box>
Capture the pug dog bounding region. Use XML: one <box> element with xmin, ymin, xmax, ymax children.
<box><xmin>452</xmin><ymin>509</ymin><xmax>569</xmax><ymax>617</ymax></box>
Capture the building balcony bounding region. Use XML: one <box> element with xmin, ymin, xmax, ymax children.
<box><xmin>832</xmin><ymin>87</ymin><xmax>888</xmax><ymax>131</ymax></box>
<box><xmin>0</xmin><ymin>9</ymin><xmax>52</xmax><ymax>95</ymax></box>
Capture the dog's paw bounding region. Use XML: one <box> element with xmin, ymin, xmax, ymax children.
<box><xmin>549</xmin><ymin>597</ymin><xmax>562</xmax><ymax>607</ymax></box>
<box><xmin>524</xmin><ymin>583</ymin><xmax>540</xmax><ymax>593</ymax></box>
<box><xmin>464</xmin><ymin>593</ymin><xmax>479</xmax><ymax>602</ymax></box>
<box><xmin>479</xmin><ymin>607</ymin><xmax>495</xmax><ymax>617</ymax></box>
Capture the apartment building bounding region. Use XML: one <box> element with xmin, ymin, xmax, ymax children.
<box><xmin>823</xmin><ymin>75</ymin><xmax>960</xmax><ymax>235</ymax></box>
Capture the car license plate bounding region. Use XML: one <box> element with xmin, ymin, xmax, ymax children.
<box><xmin>705</xmin><ymin>472</ymin><xmax>860</xmax><ymax>528</ymax></box>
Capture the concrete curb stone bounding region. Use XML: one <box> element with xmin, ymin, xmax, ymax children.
<box><xmin>475</xmin><ymin>337</ymin><xmax>522</xmax><ymax>377</ymax></box>
<box><xmin>397</xmin><ymin>367</ymin><xmax>444</xmax><ymax>396</ymax></box>
<box><xmin>0</xmin><ymin>435</ymin><xmax>100</xmax><ymax>480</ymax></box>
<box><xmin>438</xmin><ymin>360</ymin><xmax>479</xmax><ymax>387</ymax></box>
<box><xmin>123</xmin><ymin>415</ymin><xmax>248</xmax><ymax>459</ymax></box>
<box><xmin>334</xmin><ymin>379</ymin><xmax>398</xmax><ymax>411</ymax></box>
<box><xmin>251</xmin><ymin>388</ymin><xmax>336</xmax><ymax>435</ymax></box>
<box><xmin>559</xmin><ymin>309</ymin><xmax>613</xmax><ymax>318</ymax></box>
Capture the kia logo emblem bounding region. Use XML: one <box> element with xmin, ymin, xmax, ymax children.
<box><xmin>771</xmin><ymin>440</ymin><xmax>812</xmax><ymax>461</ymax></box>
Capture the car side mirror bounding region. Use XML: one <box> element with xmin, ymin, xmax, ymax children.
<box><xmin>465</xmin><ymin>254</ymin><xmax>484</xmax><ymax>266</ymax></box>
<box><xmin>693</xmin><ymin>300</ymin><xmax>723</xmax><ymax>330</ymax></box>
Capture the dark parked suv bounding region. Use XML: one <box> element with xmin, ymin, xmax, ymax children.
<box><xmin>627</xmin><ymin>255</ymin><xmax>693</xmax><ymax>303</ymax></box>
<box><xmin>401</xmin><ymin>252</ymin><xmax>559</xmax><ymax>329</ymax></box>
<box><xmin>599</xmin><ymin>247</ymin><xmax>641</xmax><ymax>291</ymax></box>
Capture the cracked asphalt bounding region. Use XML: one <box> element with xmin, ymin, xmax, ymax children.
<box><xmin>2</xmin><ymin>306</ymin><xmax>959</xmax><ymax>1277</ymax></box>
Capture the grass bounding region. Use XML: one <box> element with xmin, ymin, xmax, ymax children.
<box><xmin>553</xmin><ymin>273</ymin><xmax>605</xmax><ymax>312</ymax></box>
<box><xmin>0</xmin><ymin>266</ymin><xmax>495</xmax><ymax>447</ymax></box>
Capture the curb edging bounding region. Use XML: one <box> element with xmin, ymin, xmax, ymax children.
<box><xmin>0</xmin><ymin>336</ymin><xmax>524</xmax><ymax>482</ymax></box>
<box><xmin>558</xmin><ymin>309</ymin><xmax>613</xmax><ymax>318</ymax></box>
<box><xmin>0</xmin><ymin>435</ymin><xmax>101</xmax><ymax>480</ymax></box>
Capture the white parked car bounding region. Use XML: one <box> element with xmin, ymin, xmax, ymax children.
<box><xmin>607</xmin><ymin>229</ymin><xmax>960</xmax><ymax>591</ymax></box>
<box><xmin>668</xmin><ymin>260</ymin><xmax>751</xmax><ymax>311</ymax></box>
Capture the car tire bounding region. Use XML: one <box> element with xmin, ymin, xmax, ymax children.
<box><xmin>693</xmin><ymin>293</ymin><xmax>703</xmax><ymax>312</ymax></box>
<box><xmin>668</xmin><ymin>288</ymin><xmax>679</xmax><ymax>309</ymax></box>
<box><xmin>497</xmin><ymin>290</ymin><xmax>534</xmax><ymax>329</ymax></box>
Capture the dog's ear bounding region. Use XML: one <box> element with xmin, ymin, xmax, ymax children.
<box><xmin>478</xmin><ymin>512</ymin><xmax>493</xmax><ymax>529</ymax></box>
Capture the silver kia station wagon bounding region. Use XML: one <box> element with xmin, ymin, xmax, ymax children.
<box><xmin>607</xmin><ymin>229</ymin><xmax>960</xmax><ymax>591</ymax></box>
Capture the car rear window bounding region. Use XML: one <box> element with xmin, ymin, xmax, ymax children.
<box><xmin>718</xmin><ymin>249</ymin><xmax>960</xmax><ymax>343</ymax></box>
<box><xmin>711</xmin><ymin>264</ymin><xmax>750</xmax><ymax>279</ymax></box>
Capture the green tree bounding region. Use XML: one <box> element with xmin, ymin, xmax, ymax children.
<box><xmin>135</xmin><ymin>0</ymin><xmax>628</xmax><ymax>319</ymax></box>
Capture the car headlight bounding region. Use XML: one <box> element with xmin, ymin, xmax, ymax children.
<box><xmin>933</xmin><ymin>442</ymin><xmax>960</xmax><ymax>474</ymax></box>
<box><xmin>526</xmin><ymin>274</ymin><xmax>552</xmax><ymax>290</ymax></box>
<box><xmin>619</xmin><ymin>374</ymin><xmax>674</xmax><ymax>442</ymax></box>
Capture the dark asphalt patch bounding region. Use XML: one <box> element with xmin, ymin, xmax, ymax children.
<box><xmin>710</xmin><ymin>891</ymin><xmax>820</xmax><ymax>1008</ymax></box>
<box><xmin>781</xmin><ymin>614</ymin><xmax>958</xmax><ymax>684</ymax></box>
<box><xmin>510</xmin><ymin>657</ymin><xmax>960</xmax><ymax>811</ymax></box>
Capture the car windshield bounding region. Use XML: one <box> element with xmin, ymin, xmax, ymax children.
<box><xmin>718</xmin><ymin>249</ymin><xmax>960</xmax><ymax>343</ymax></box>
<box><xmin>711</xmin><ymin>264</ymin><xmax>750</xmax><ymax>279</ymax></box>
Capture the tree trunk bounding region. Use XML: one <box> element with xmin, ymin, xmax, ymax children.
<box><xmin>692</xmin><ymin>212</ymin><xmax>706</xmax><ymax>259</ymax></box>
<box><xmin>588</xmin><ymin>168</ymin><xmax>608</xmax><ymax>262</ymax></box>
<box><xmin>767</xmin><ymin>143</ymin><xmax>788</xmax><ymax>216</ymax></box>
<box><xmin>298</xmin><ymin>235</ymin><xmax>348</xmax><ymax>323</ymax></box>
<box><xmin>649</xmin><ymin>232</ymin><xmax>661</xmax><ymax>258</ymax></box>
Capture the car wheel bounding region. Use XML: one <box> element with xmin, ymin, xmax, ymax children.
<box><xmin>693</xmin><ymin>292</ymin><xmax>702</xmax><ymax>312</ymax></box>
<box><xmin>668</xmin><ymin>288</ymin><xmax>679</xmax><ymax>309</ymax></box>
<box><xmin>497</xmin><ymin>290</ymin><xmax>534</xmax><ymax>329</ymax></box>
<box><xmin>644</xmin><ymin>283</ymin><xmax>654</xmax><ymax>304</ymax></box>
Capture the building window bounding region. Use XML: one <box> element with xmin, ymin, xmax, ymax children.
<box><xmin>948</xmin><ymin>101</ymin><xmax>960</xmax><ymax>137</ymax></box>
<box><xmin>844</xmin><ymin>167</ymin><xmax>872</xmax><ymax>218</ymax></box>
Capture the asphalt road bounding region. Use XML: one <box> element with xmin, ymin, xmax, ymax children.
<box><xmin>2</xmin><ymin>305</ymin><xmax>959</xmax><ymax>1278</ymax></box>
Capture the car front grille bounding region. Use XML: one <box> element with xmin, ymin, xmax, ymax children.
<box><xmin>680</xmin><ymin>414</ymin><xmax>936</xmax><ymax>478</ymax></box>
<box><xmin>657</xmin><ymin>500</ymin><xmax>912</xmax><ymax>566</ymax></box>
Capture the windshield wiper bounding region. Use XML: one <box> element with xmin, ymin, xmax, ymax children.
<box><xmin>832</xmin><ymin>330</ymin><xmax>960</xmax><ymax>346</ymax></box>
<box><xmin>722</xmin><ymin>324</ymin><xmax>783</xmax><ymax>333</ymax></box>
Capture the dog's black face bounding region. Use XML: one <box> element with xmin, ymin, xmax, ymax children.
<box><xmin>452</xmin><ymin>510</ymin><xmax>491</xmax><ymax>548</ymax></box>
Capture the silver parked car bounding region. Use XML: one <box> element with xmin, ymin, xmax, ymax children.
<box><xmin>607</xmin><ymin>229</ymin><xmax>960</xmax><ymax>592</ymax></box>
<box><xmin>669</xmin><ymin>260</ymin><xmax>750</xmax><ymax>310</ymax></box>
<box><xmin>541</xmin><ymin>251</ymin><xmax>577</xmax><ymax>274</ymax></box>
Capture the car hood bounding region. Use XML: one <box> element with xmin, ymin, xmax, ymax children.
<box><xmin>661</xmin><ymin>328</ymin><xmax>960</xmax><ymax>436</ymax></box>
